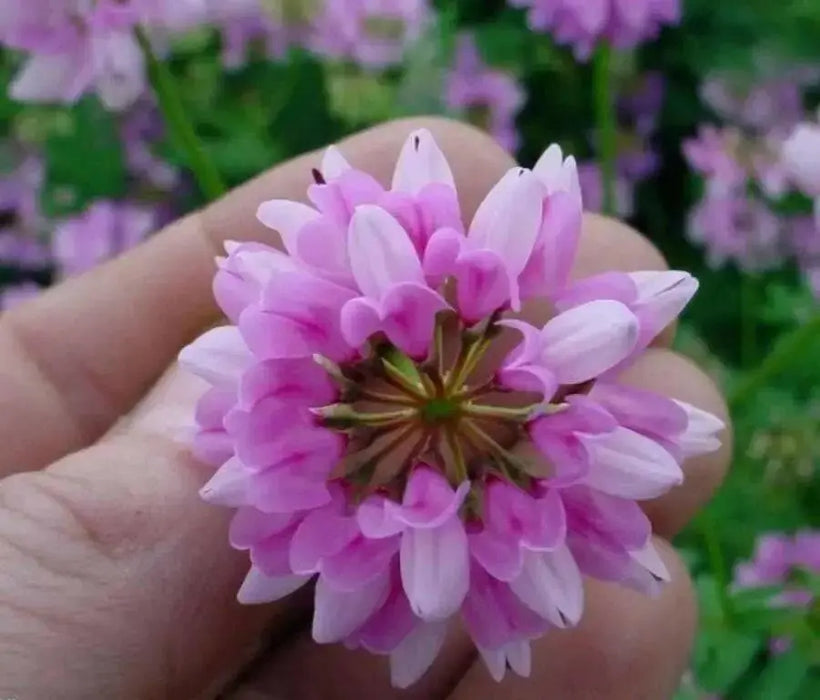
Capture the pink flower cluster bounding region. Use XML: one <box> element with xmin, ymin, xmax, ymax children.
<box><xmin>0</xmin><ymin>0</ymin><xmax>191</xmax><ymax>109</ymax></box>
<box><xmin>53</xmin><ymin>200</ymin><xmax>155</xmax><ymax>278</ymax></box>
<box><xmin>685</xmin><ymin>75</ymin><xmax>820</xmax><ymax>294</ymax></box>
<box><xmin>509</xmin><ymin>0</ymin><xmax>681</xmax><ymax>59</ymax></box>
<box><xmin>445</xmin><ymin>34</ymin><xmax>525</xmax><ymax>153</ymax></box>
<box><xmin>180</xmin><ymin>129</ymin><xmax>724</xmax><ymax>686</ymax></box>
<box><xmin>734</xmin><ymin>530</ymin><xmax>820</xmax><ymax>654</ymax></box>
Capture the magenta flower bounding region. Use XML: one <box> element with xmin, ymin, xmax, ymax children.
<box><xmin>445</xmin><ymin>34</ymin><xmax>525</xmax><ymax>152</ymax></box>
<box><xmin>52</xmin><ymin>200</ymin><xmax>155</xmax><ymax>277</ymax></box>
<box><xmin>734</xmin><ymin>531</ymin><xmax>820</xmax><ymax>655</ymax></box>
<box><xmin>310</xmin><ymin>0</ymin><xmax>430</xmax><ymax>69</ymax></box>
<box><xmin>180</xmin><ymin>129</ymin><xmax>724</xmax><ymax>687</ymax></box>
<box><xmin>509</xmin><ymin>0</ymin><xmax>681</xmax><ymax>59</ymax></box>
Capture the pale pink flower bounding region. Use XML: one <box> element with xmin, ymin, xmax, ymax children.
<box><xmin>446</xmin><ymin>33</ymin><xmax>525</xmax><ymax>152</ymax></box>
<box><xmin>310</xmin><ymin>0</ymin><xmax>430</xmax><ymax>69</ymax></box>
<box><xmin>2</xmin><ymin>0</ymin><xmax>147</xmax><ymax>110</ymax></box>
<box><xmin>782</xmin><ymin>121</ymin><xmax>820</xmax><ymax>199</ymax></box>
<box><xmin>509</xmin><ymin>0</ymin><xmax>681</xmax><ymax>59</ymax></box>
<box><xmin>734</xmin><ymin>530</ymin><xmax>820</xmax><ymax>655</ymax></box>
<box><xmin>180</xmin><ymin>128</ymin><xmax>723</xmax><ymax>687</ymax></box>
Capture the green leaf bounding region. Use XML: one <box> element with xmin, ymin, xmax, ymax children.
<box><xmin>743</xmin><ymin>649</ymin><xmax>811</xmax><ymax>700</ymax></box>
<box><xmin>42</xmin><ymin>97</ymin><xmax>126</xmax><ymax>216</ymax></box>
<box><xmin>694</xmin><ymin>623</ymin><xmax>763</xmax><ymax>692</ymax></box>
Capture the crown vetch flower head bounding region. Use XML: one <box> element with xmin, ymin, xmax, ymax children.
<box><xmin>180</xmin><ymin>128</ymin><xmax>724</xmax><ymax>687</ymax></box>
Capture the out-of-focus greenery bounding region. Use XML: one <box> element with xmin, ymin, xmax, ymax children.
<box><xmin>1</xmin><ymin>0</ymin><xmax>818</xmax><ymax>697</ymax></box>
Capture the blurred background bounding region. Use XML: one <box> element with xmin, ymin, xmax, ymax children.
<box><xmin>1</xmin><ymin>1</ymin><xmax>819</xmax><ymax>697</ymax></box>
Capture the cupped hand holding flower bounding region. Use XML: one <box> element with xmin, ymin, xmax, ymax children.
<box><xmin>0</xmin><ymin>119</ymin><xmax>730</xmax><ymax>699</ymax></box>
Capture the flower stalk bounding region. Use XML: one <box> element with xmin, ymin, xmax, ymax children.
<box><xmin>135</xmin><ymin>27</ymin><xmax>226</xmax><ymax>201</ymax></box>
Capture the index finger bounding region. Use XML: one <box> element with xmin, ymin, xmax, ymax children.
<box><xmin>0</xmin><ymin>117</ymin><xmax>514</xmax><ymax>474</ymax></box>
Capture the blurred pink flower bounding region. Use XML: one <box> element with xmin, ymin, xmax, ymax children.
<box><xmin>2</xmin><ymin>0</ymin><xmax>148</xmax><ymax>109</ymax></box>
<box><xmin>734</xmin><ymin>530</ymin><xmax>820</xmax><ymax>655</ymax></box>
<box><xmin>577</xmin><ymin>161</ymin><xmax>635</xmax><ymax>218</ymax></box>
<box><xmin>509</xmin><ymin>0</ymin><xmax>681</xmax><ymax>59</ymax></box>
<box><xmin>52</xmin><ymin>200</ymin><xmax>155</xmax><ymax>277</ymax></box>
<box><xmin>687</xmin><ymin>192</ymin><xmax>784</xmax><ymax>272</ymax></box>
<box><xmin>782</xmin><ymin>121</ymin><xmax>820</xmax><ymax>199</ymax></box>
<box><xmin>310</xmin><ymin>0</ymin><xmax>430</xmax><ymax>69</ymax></box>
<box><xmin>0</xmin><ymin>157</ymin><xmax>50</xmax><ymax>268</ymax></box>
<box><xmin>445</xmin><ymin>34</ymin><xmax>525</xmax><ymax>152</ymax></box>
<box><xmin>180</xmin><ymin>128</ymin><xmax>722</xmax><ymax>687</ymax></box>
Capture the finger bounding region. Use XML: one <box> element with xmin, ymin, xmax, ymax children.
<box><xmin>0</xmin><ymin>117</ymin><xmax>515</xmax><ymax>475</ymax></box>
<box><xmin>448</xmin><ymin>539</ymin><xmax>695</xmax><ymax>700</ymax></box>
<box><xmin>226</xmin><ymin>624</ymin><xmax>474</xmax><ymax>700</ymax></box>
<box><xmin>615</xmin><ymin>348</ymin><xmax>733</xmax><ymax>537</ymax></box>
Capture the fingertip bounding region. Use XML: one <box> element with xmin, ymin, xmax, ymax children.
<box><xmin>617</xmin><ymin>348</ymin><xmax>733</xmax><ymax>537</ymax></box>
<box><xmin>574</xmin><ymin>213</ymin><xmax>669</xmax><ymax>278</ymax></box>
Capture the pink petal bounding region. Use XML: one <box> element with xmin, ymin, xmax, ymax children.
<box><xmin>199</xmin><ymin>457</ymin><xmax>248</xmax><ymax>506</ymax></box>
<box><xmin>392</xmin><ymin>468</ymin><xmax>470</xmax><ymax>529</ymax></box>
<box><xmin>312</xmin><ymin>571</ymin><xmax>391</xmax><ymax>643</ymax></box>
<box><xmin>381</xmin><ymin>282</ymin><xmax>450</xmax><ymax>359</ymax></box>
<box><xmin>518</xmin><ymin>191</ymin><xmax>582</xmax><ymax>298</ymax></box>
<box><xmin>455</xmin><ymin>249</ymin><xmax>516</xmax><ymax>321</ymax></box>
<box><xmin>581</xmin><ymin>427</ymin><xmax>683</xmax><ymax>499</ymax></box>
<box><xmin>195</xmin><ymin>387</ymin><xmax>235</xmax><ymax>430</ymax></box>
<box><xmin>226</xmin><ymin>399</ymin><xmax>313</xmax><ymax>467</ymax></box>
<box><xmin>469</xmin><ymin>528</ymin><xmax>524</xmax><ymax>581</ymax></box>
<box><xmin>238</xmin><ymin>357</ymin><xmax>336</xmax><ymax>410</ymax></box>
<box><xmin>321</xmin><ymin>145</ymin><xmax>352</xmax><ymax>180</ymax></box>
<box><xmin>417</xmin><ymin>183</ymin><xmax>464</xmax><ymax>237</ymax></box>
<box><xmin>295</xmin><ymin>217</ymin><xmax>352</xmax><ymax>280</ymax></box>
<box><xmin>289</xmin><ymin>508</ymin><xmax>361</xmax><ymax>575</ymax></box>
<box><xmin>629</xmin><ymin>271</ymin><xmax>699</xmax><ymax>349</ymax></box>
<box><xmin>355</xmin><ymin>576</ymin><xmax>417</xmax><ymax>653</ymax></box>
<box><xmin>256</xmin><ymin>199</ymin><xmax>321</xmax><ymax>257</ymax></box>
<box><xmin>179</xmin><ymin>326</ymin><xmax>252</xmax><ymax>387</ymax></box>
<box><xmin>357</xmin><ymin>495</ymin><xmax>407</xmax><ymax>539</ymax></box>
<box><xmin>250</xmin><ymin>467</ymin><xmax>333</xmax><ymax>513</ymax></box>
<box><xmin>423</xmin><ymin>226</ymin><xmax>464</xmax><ymax>283</ymax></box>
<box><xmin>322</xmin><ymin>536</ymin><xmax>401</xmax><ymax>592</ymax></box>
<box><xmin>510</xmin><ymin>546</ymin><xmax>584</xmax><ymax>627</ymax></box>
<box><xmin>391</xmin><ymin>129</ymin><xmax>455</xmax><ymax>194</ymax></box>
<box><xmin>483</xmin><ymin>480</ymin><xmax>566</xmax><ymax>552</ymax></box>
<box><xmin>499</xmin><ymin>319</ymin><xmax>545</xmax><ymax>366</ymax></box>
<box><xmin>400</xmin><ymin>517</ymin><xmax>470</xmax><ymax>620</ymax></box>
<box><xmin>553</xmin><ymin>271</ymin><xmax>638</xmax><ymax>311</ymax></box>
<box><xmin>237</xmin><ymin>566</ymin><xmax>310</xmax><ymax>605</ymax></box>
<box><xmin>250</xmin><ymin>523</ymin><xmax>300</xmax><ymax>575</ymax></box>
<box><xmin>389</xmin><ymin>621</ymin><xmax>448</xmax><ymax>689</ymax></box>
<box><xmin>348</xmin><ymin>205</ymin><xmax>425</xmax><ymax>299</ymax></box>
<box><xmin>339</xmin><ymin>296</ymin><xmax>382</xmax><ymax>350</ymax></box>
<box><xmin>534</xmin><ymin>145</ymin><xmax>581</xmax><ymax>198</ymax></box>
<box><xmin>463</xmin><ymin>566</ymin><xmax>550</xmax><ymax>650</ymax></box>
<box><xmin>540</xmin><ymin>300</ymin><xmax>639</xmax><ymax>384</ymax></box>
<box><xmin>497</xmin><ymin>365</ymin><xmax>559</xmax><ymax>400</ymax></box>
<box><xmin>468</xmin><ymin>168</ymin><xmax>545</xmax><ymax>275</ymax></box>
<box><xmin>529</xmin><ymin>427</ymin><xmax>589</xmax><ymax>486</ymax></box>
<box><xmin>590</xmin><ymin>382</ymin><xmax>688</xmax><ymax>439</ymax></box>
<box><xmin>479</xmin><ymin>641</ymin><xmax>532</xmax><ymax>683</ymax></box>
<box><xmin>230</xmin><ymin>507</ymin><xmax>297</xmax><ymax>549</ymax></box>
<box><xmin>674</xmin><ymin>400</ymin><xmax>726</xmax><ymax>458</ymax></box>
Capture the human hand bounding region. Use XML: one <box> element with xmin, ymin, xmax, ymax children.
<box><xmin>0</xmin><ymin>118</ymin><xmax>731</xmax><ymax>700</ymax></box>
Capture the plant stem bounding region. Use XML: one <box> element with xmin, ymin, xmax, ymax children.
<box><xmin>729</xmin><ymin>313</ymin><xmax>820</xmax><ymax>411</ymax></box>
<box><xmin>741</xmin><ymin>274</ymin><xmax>757</xmax><ymax>366</ymax></box>
<box><xmin>593</xmin><ymin>42</ymin><xmax>617</xmax><ymax>216</ymax></box>
<box><xmin>135</xmin><ymin>27</ymin><xmax>226</xmax><ymax>201</ymax></box>
<box><xmin>698</xmin><ymin>510</ymin><xmax>736</xmax><ymax>624</ymax></box>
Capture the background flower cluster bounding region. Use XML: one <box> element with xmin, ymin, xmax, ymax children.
<box><xmin>1</xmin><ymin>0</ymin><xmax>819</xmax><ymax>697</ymax></box>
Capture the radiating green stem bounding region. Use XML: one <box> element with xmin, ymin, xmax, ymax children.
<box><xmin>698</xmin><ymin>510</ymin><xmax>736</xmax><ymax>624</ymax></box>
<box><xmin>729</xmin><ymin>313</ymin><xmax>820</xmax><ymax>411</ymax></box>
<box><xmin>135</xmin><ymin>27</ymin><xmax>226</xmax><ymax>201</ymax></box>
<box><xmin>593</xmin><ymin>42</ymin><xmax>617</xmax><ymax>216</ymax></box>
